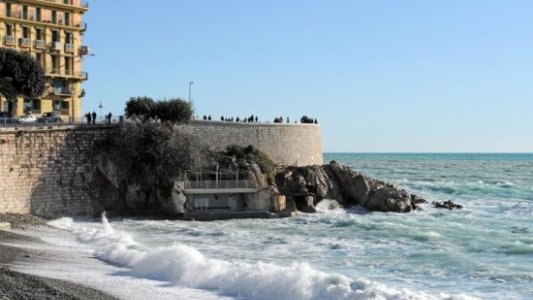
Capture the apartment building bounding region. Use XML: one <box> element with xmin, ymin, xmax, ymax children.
<box><xmin>0</xmin><ymin>0</ymin><xmax>89</xmax><ymax>122</ymax></box>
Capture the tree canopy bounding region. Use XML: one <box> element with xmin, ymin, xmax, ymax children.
<box><xmin>125</xmin><ymin>97</ymin><xmax>193</xmax><ymax>123</ymax></box>
<box><xmin>0</xmin><ymin>49</ymin><xmax>45</xmax><ymax>102</ymax></box>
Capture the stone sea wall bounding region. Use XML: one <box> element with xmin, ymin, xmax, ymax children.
<box><xmin>0</xmin><ymin>126</ymin><xmax>117</xmax><ymax>216</ymax></box>
<box><xmin>0</xmin><ymin>122</ymin><xmax>323</xmax><ymax>217</ymax></box>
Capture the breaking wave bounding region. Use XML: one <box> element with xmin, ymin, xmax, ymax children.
<box><xmin>48</xmin><ymin>215</ymin><xmax>477</xmax><ymax>300</ymax></box>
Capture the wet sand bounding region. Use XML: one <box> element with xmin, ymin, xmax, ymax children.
<box><xmin>0</xmin><ymin>214</ymin><xmax>117</xmax><ymax>300</ymax></box>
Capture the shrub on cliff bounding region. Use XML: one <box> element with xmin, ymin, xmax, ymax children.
<box><xmin>125</xmin><ymin>97</ymin><xmax>193</xmax><ymax>123</ymax></box>
<box><xmin>98</xmin><ymin>122</ymin><xmax>209</xmax><ymax>196</ymax></box>
<box><xmin>0</xmin><ymin>49</ymin><xmax>45</xmax><ymax>107</ymax></box>
<box><xmin>219</xmin><ymin>145</ymin><xmax>276</xmax><ymax>181</ymax></box>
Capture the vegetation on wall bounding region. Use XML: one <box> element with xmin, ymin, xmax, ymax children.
<box><xmin>124</xmin><ymin>96</ymin><xmax>193</xmax><ymax>123</ymax></box>
<box><xmin>218</xmin><ymin>145</ymin><xmax>276</xmax><ymax>181</ymax></box>
<box><xmin>0</xmin><ymin>49</ymin><xmax>45</xmax><ymax>103</ymax></box>
<box><xmin>99</xmin><ymin>122</ymin><xmax>209</xmax><ymax>196</ymax></box>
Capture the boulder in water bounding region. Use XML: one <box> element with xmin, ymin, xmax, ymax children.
<box><xmin>432</xmin><ymin>200</ymin><xmax>463</xmax><ymax>210</ymax></box>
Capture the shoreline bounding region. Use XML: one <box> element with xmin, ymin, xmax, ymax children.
<box><xmin>0</xmin><ymin>214</ymin><xmax>117</xmax><ymax>300</ymax></box>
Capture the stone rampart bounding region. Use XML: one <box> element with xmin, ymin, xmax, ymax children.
<box><xmin>183</xmin><ymin>121</ymin><xmax>323</xmax><ymax>166</ymax></box>
<box><xmin>0</xmin><ymin>122</ymin><xmax>322</xmax><ymax>217</ymax></box>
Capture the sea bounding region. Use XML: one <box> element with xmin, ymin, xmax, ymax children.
<box><xmin>7</xmin><ymin>153</ymin><xmax>533</xmax><ymax>300</ymax></box>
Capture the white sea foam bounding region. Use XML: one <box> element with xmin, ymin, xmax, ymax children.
<box><xmin>315</xmin><ymin>199</ymin><xmax>346</xmax><ymax>214</ymax></box>
<box><xmin>48</xmin><ymin>215</ymin><xmax>477</xmax><ymax>300</ymax></box>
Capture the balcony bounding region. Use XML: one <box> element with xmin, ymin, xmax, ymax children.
<box><xmin>4</xmin><ymin>36</ymin><xmax>15</xmax><ymax>45</ymax></box>
<box><xmin>75</xmin><ymin>71</ymin><xmax>88</xmax><ymax>80</ymax></box>
<box><xmin>46</xmin><ymin>68</ymin><xmax>61</xmax><ymax>75</ymax></box>
<box><xmin>52</xmin><ymin>87</ymin><xmax>72</xmax><ymax>96</ymax></box>
<box><xmin>35</xmin><ymin>40</ymin><xmax>46</xmax><ymax>49</ymax></box>
<box><xmin>45</xmin><ymin>68</ymin><xmax>87</xmax><ymax>80</ymax></box>
<box><xmin>65</xmin><ymin>43</ymin><xmax>74</xmax><ymax>52</ymax></box>
<box><xmin>30</xmin><ymin>0</ymin><xmax>89</xmax><ymax>12</ymax></box>
<box><xmin>50</xmin><ymin>42</ymin><xmax>62</xmax><ymax>51</ymax></box>
<box><xmin>19</xmin><ymin>38</ymin><xmax>31</xmax><ymax>47</ymax></box>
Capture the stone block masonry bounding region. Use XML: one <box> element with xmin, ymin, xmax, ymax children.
<box><xmin>183</xmin><ymin>121</ymin><xmax>323</xmax><ymax>166</ymax></box>
<box><xmin>0</xmin><ymin>122</ymin><xmax>322</xmax><ymax>217</ymax></box>
<box><xmin>0</xmin><ymin>126</ymin><xmax>118</xmax><ymax>217</ymax></box>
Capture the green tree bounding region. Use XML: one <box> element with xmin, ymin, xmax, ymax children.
<box><xmin>0</xmin><ymin>49</ymin><xmax>45</xmax><ymax>114</ymax></box>
<box><xmin>124</xmin><ymin>96</ymin><xmax>156</xmax><ymax>121</ymax></box>
<box><xmin>125</xmin><ymin>97</ymin><xmax>193</xmax><ymax>123</ymax></box>
<box><xmin>156</xmin><ymin>98</ymin><xmax>193</xmax><ymax>123</ymax></box>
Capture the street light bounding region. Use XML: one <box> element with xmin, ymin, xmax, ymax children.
<box><xmin>98</xmin><ymin>101</ymin><xmax>103</xmax><ymax>123</ymax></box>
<box><xmin>188</xmin><ymin>81</ymin><xmax>194</xmax><ymax>102</ymax></box>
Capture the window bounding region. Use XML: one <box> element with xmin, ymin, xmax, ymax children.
<box><xmin>51</xmin><ymin>55</ymin><xmax>59</xmax><ymax>73</ymax></box>
<box><xmin>5</xmin><ymin>23</ymin><xmax>12</xmax><ymax>36</ymax></box>
<box><xmin>64</xmin><ymin>12</ymin><xmax>70</xmax><ymax>26</ymax></box>
<box><xmin>63</xmin><ymin>0</ymin><xmax>71</xmax><ymax>4</ymax></box>
<box><xmin>24</xmin><ymin>98</ymin><xmax>41</xmax><ymax>113</ymax></box>
<box><xmin>6</xmin><ymin>3</ymin><xmax>11</xmax><ymax>17</ymax></box>
<box><xmin>36</xmin><ymin>8</ymin><xmax>41</xmax><ymax>21</ymax></box>
<box><xmin>54</xmin><ymin>100</ymin><xmax>70</xmax><ymax>113</ymax></box>
<box><xmin>22</xmin><ymin>5</ymin><xmax>28</xmax><ymax>19</ymax></box>
<box><xmin>52</xmin><ymin>30</ymin><xmax>59</xmax><ymax>42</ymax></box>
<box><xmin>36</xmin><ymin>28</ymin><xmax>43</xmax><ymax>40</ymax></box>
<box><xmin>65</xmin><ymin>32</ymin><xmax>73</xmax><ymax>44</ymax></box>
<box><xmin>35</xmin><ymin>53</ymin><xmax>44</xmax><ymax>67</ymax></box>
<box><xmin>22</xmin><ymin>27</ymin><xmax>29</xmax><ymax>39</ymax></box>
<box><xmin>51</xmin><ymin>10</ymin><xmax>57</xmax><ymax>23</ymax></box>
<box><xmin>61</xmin><ymin>101</ymin><xmax>70</xmax><ymax>111</ymax></box>
<box><xmin>64</xmin><ymin>56</ymin><xmax>72</xmax><ymax>75</ymax></box>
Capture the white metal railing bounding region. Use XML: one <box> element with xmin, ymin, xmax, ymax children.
<box><xmin>184</xmin><ymin>180</ymin><xmax>258</xmax><ymax>190</ymax></box>
<box><xmin>19</xmin><ymin>38</ymin><xmax>31</xmax><ymax>47</ymax></box>
<box><xmin>43</xmin><ymin>0</ymin><xmax>89</xmax><ymax>8</ymax></box>
<box><xmin>51</xmin><ymin>41</ymin><xmax>62</xmax><ymax>50</ymax></box>
<box><xmin>52</xmin><ymin>87</ymin><xmax>72</xmax><ymax>95</ymax></box>
<box><xmin>46</xmin><ymin>68</ymin><xmax>61</xmax><ymax>75</ymax></box>
<box><xmin>5</xmin><ymin>36</ymin><xmax>15</xmax><ymax>44</ymax></box>
<box><xmin>35</xmin><ymin>39</ymin><xmax>46</xmax><ymax>48</ymax></box>
<box><xmin>65</xmin><ymin>43</ymin><xmax>74</xmax><ymax>52</ymax></box>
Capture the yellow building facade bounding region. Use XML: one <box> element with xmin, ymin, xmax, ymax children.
<box><xmin>0</xmin><ymin>0</ymin><xmax>88</xmax><ymax>122</ymax></box>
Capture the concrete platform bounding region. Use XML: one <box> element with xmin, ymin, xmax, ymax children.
<box><xmin>0</xmin><ymin>222</ymin><xmax>11</xmax><ymax>230</ymax></box>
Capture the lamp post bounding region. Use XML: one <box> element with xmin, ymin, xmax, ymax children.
<box><xmin>188</xmin><ymin>81</ymin><xmax>194</xmax><ymax>102</ymax></box>
<box><xmin>98</xmin><ymin>101</ymin><xmax>103</xmax><ymax>123</ymax></box>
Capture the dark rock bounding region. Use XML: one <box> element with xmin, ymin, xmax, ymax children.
<box><xmin>411</xmin><ymin>194</ymin><xmax>428</xmax><ymax>204</ymax></box>
<box><xmin>365</xmin><ymin>187</ymin><xmax>413</xmax><ymax>213</ymax></box>
<box><xmin>432</xmin><ymin>200</ymin><xmax>463</xmax><ymax>210</ymax></box>
<box><xmin>293</xmin><ymin>194</ymin><xmax>316</xmax><ymax>213</ymax></box>
<box><xmin>275</xmin><ymin>161</ymin><xmax>420</xmax><ymax>213</ymax></box>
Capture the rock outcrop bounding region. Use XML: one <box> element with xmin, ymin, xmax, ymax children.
<box><xmin>432</xmin><ymin>200</ymin><xmax>463</xmax><ymax>210</ymax></box>
<box><xmin>94</xmin><ymin>152</ymin><xmax>440</xmax><ymax>215</ymax></box>
<box><xmin>275</xmin><ymin>161</ymin><xmax>421</xmax><ymax>213</ymax></box>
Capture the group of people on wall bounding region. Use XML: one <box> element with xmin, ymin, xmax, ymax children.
<box><xmin>200</xmin><ymin>114</ymin><xmax>318</xmax><ymax>124</ymax></box>
<box><xmin>84</xmin><ymin>112</ymin><xmax>113</xmax><ymax>125</ymax></box>
<box><xmin>201</xmin><ymin>115</ymin><xmax>259</xmax><ymax>123</ymax></box>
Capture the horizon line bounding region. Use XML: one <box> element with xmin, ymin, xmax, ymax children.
<box><xmin>323</xmin><ymin>151</ymin><xmax>533</xmax><ymax>154</ymax></box>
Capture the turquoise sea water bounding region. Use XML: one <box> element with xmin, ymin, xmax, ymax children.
<box><xmin>17</xmin><ymin>153</ymin><xmax>533</xmax><ymax>299</ymax></box>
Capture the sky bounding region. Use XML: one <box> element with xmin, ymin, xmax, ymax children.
<box><xmin>82</xmin><ymin>0</ymin><xmax>533</xmax><ymax>152</ymax></box>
